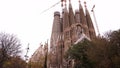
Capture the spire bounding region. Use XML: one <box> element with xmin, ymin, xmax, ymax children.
<box><xmin>84</xmin><ymin>2</ymin><xmax>96</xmax><ymax>39</ymax></box>
<box><xmin>79</xmin><ymin>0</ymin><xmax>82</xmax><ymax>9</ymax></box>
<box><xmin>84</xmin><ymin>2</ymin><xmax>89</xmax><ymax>15</ymax></box>
<box><xmin>62</xmin><ymin>2</ymin><xmax>70</xmax><ymax>29</ymax></box>
<box><xmin>69</xmin><ymin>0</ymin><xmax>75</xmax><ymax>25</ymax></box>
<box><xmin>75</xmin><ymin>9</ymin><xmax>80</xmax><ymax>23</ymax></box>
<box><xmin>61</xmin><ymin>0</ymin><xmax>66</xmax><ymax>7</ymax></box>
<box><xmin>79</xmin><ymin>0</ymin><xmax>89</xmax><ymax>37</ymax></box>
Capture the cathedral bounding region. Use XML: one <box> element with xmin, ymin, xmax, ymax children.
<box><xmin>49</xmin><ymin>0</ymin><xmax>96</xmax><ymax>68</ymax></box>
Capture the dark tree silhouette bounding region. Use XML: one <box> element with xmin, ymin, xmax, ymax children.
<box><xmin>65</xmin><ymin>39</ymin><xmax>93</xmax><ymax>68</ymax></box>
<box><xmin>0</xmin><ymin>32</ymin><xmax>21</xmax><ymax>68</ymax></box>
<box><xmin>3</xmin><ymin>56</ymin><xmax>26</xmax><ymax>68</ymax></box>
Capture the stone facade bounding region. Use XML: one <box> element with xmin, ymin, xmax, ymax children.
<box><xmin>30</xmin><ymin>44</ymin><xmax>44</xmax><ymax>63</ymax></box>
<box><xmin>49</xmin><ymin>1</ymin><xmax>96</xmax><ymax>68</ymax></box>
<box><xmin>29</xmin><ymin>42</ymin><xmax>48</xmax><ymax>68</ymax></box>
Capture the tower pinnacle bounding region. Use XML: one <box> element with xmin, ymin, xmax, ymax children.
<box><xmin>84</xmin><ymin>1</ymin><xmax>87</xmax><ymax>8</ymax></box>
<box><xmin>65</xmin><ymin>0</ymin><xmax>67</xmax><ymax>7</ymax></box>
<box><xmin>69</xmin><ymin>0</ymin><xmax>71</xmax><ymax>2</ymax></box>
<box><xmin>78</xmin><ymin>0</ymin><xmax>81</xmax><ymax>3</ymax></box>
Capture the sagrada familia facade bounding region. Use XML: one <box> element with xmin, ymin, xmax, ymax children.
<box><xmin>49</xmin><ymin>0</ymin><xmax>96</xmax><ymax>68</ymax></box>
<box><xmin>30</xmin><ymin>0</ymin><xmax>96</xmax><ymax>68</ymax></box>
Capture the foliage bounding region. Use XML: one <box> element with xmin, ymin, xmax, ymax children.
<box><xmin>108</xmin><ymin>29</ymin><xmax>120</xmax><ymax>57</ymax></box>
<box><xmin>65</xmin><ymin>29</ymin><xmax>120</xmax><ymax>68</ymax></box>
<box><xmin>87</xmin><ymin>37</ymin><xmax>111</xmax><ymax>68</ymax></box>
<box><xmin>28</xmin><ymin>62</ymin><xmax>43</xmax><ymax>68</ymax></box>
<box><xmin>3</xmin><ymin>56</ymin><xmax>26</xmax><ymax>68</ymax></box>
<box><xmin>65</xmin><ymin>39</ymin><xmax>93</xmax><ymax>68</ymax></box>
<box><xmin>28</xmin><ymin>55</ymin><xmax>45</xmax><ymax>68</ymax></box>
<box><xmin>0</xmin><ymin>32</ymin><xmax>21</xmax><ymax>68</ymax></box>
<box><xmin>107</xmin><ymin>29</ymin><xmax>120</xmax><ymax>68</ymax></box>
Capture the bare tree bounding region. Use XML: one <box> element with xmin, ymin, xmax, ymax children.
<box><xmin>0</xmin><ymin>32</ymin><xmax>21</xmax><ymax>68</ymax></box>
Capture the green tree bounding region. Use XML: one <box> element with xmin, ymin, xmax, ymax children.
<box><xmin>65</xmin><ymin>39</ymin><xmax>93</xmax><ymax>68</ymax></box>
<box><xmin>87</xmin><ymin>29</ymin><xmax>120</xmax><ymax>68</ymax></box>
<box><xmin>87</xmin><ymin>37</ymin><xmax>112</xmax><ymax>68</ymax></box>
<box><xmin>65</xmin><ymin>29</ymin><xmax>120</xmax><ymax>68</ymax></box>
<box><xmin>106</xmin><ymin>29</ymin><xmax>120</xmax><ymax>68</ymax></box>
<box><xmin>108</xmin><ymin>29</ymin><xmax>120</xmax><ymax>57</ymax></box>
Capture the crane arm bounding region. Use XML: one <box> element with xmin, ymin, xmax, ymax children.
<box><xmin>40</xmin><ymin>1</ymin><xmax>61</xmax><ymax>14</ymax></box>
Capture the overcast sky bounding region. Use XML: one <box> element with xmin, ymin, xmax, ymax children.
<box><xmin>0</xmin><ymin>0</ymin><xmax>120</xmax><ymax>59</ymax></box>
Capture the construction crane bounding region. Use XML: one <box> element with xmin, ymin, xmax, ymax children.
<box><xmin>91</xmin><ymin>5</ymin><xmax>100</xmax><ymax>36</ymax></box>
<box><xmin>40</xmin><ymin>0</ymin><xmax>68</xmax><ymax>14</ymax></box>
<box><xmin>40</xmin><ymin>1</ymin><xmax>60</xmax><ymax>14</ymax></box>
<box><xmin>24</xmin><ymin>43</ymin><xmax>30</xmax><ymax>62</ymax></box>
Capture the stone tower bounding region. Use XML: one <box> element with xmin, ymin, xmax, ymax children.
<box><xmin>50</xmin><ymin>11</ymin><xmax>62</xmax><ymax>67</ymax></box>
